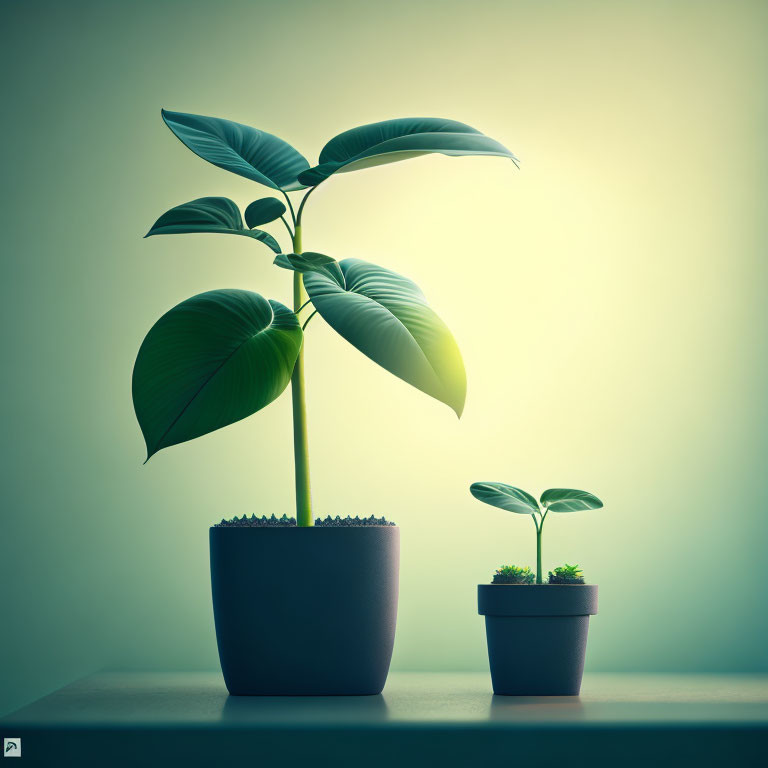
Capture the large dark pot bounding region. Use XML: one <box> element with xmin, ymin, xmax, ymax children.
<box><xmin>478</xmin><ymin>584</ymin><xmax>598</xmax><ymax>695</ymax></box>
<box><xmin>210</xmin><ymin>526</ymin><xmax>399</xmax><ymax>695</ymax></box>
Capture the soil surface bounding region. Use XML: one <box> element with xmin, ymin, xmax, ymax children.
<box><xmin>213</xmin><ymin>514</ymin><xmax>396</xmax><ymax>528</ymax></box>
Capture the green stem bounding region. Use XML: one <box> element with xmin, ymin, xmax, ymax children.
<box><xmin>536</xmin><ymin>525</ymin><xmax>542</xmax><ymax>584</ymax></box>
<box><xmin>280</xmin><ymin>215</ymin><xmax>294</xmax><ymax>241</ymax></box>
<box><xmin>536</xmin><ymin>508</ymin><xmax>548</xmax><ymax>584</ymax></box>
<box><xmin>301</xmin><ymin>308</ymin><xmax>318</xmax><ymax>330</ymax></box>
<box><xmin>296</xmin><ymin>184</ymin><xmax>320</xmax><ymax>226</ymax></box>
<box><xmin>281</xmin><ymin>191</ymin><xmax>297</xmax><ymax>226</ymax></box>
<box><xmin>295</xmin><ymin>298</ymin><xmax>313</xmax><ymax>315</ymax></box>
<box><xmin>291</xmin><ymin>223</ymin><xmax>312</xmax><ymax>526</ymax></box>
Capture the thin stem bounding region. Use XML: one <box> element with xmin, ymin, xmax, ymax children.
<box><xmin>536</xmin><ymin>527</ymin><xmax>542</xmax><ymax>584</ymax></box>
<box><xmin>281</xmin><ymin>191</ymin><xmax>297</xmax><ymax>226</ymax></box>
<box><xmin>536</xmin><ymin>507</ymin><xmax>548</xmax><ymax>585</ymax></box>
<box><xmin>280</xmin><ymin>215</ymin><xmax>294</xmax><ymax>240</ymax></box>
<box><xmin>295</xmin><ymin>298</ymin><xmax>313</xmax><ymax>315</ymax></box>
<box><xmin>296</xmin><ymin>183</ymin><xmax>321</xmax><ymax>226</ymax></box>
<box><xmin>301</xmin><ymin>309</ymin><xmax>318</xmax><ymax>330</ymax></box>
<box><xmin>290</xmin><ymin>223</ymin><xmax>312</xmax><ymax>526</ymax></box>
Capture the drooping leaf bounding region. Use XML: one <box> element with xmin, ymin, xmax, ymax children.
<box><xmin>469</xmin><ymin>483</ymin><xmax>540</xmax><ymax>515</ymax></box>
<box><xmin>133</xmin><ymin>290</ymin><xmax>302</xmax><ymax>461</ymax></box>
<box><xmin>145</xmin><ymin>197</ymin><xmax>281</xmax><ymax>253</ymax></box>
<box><xmin>161</xmin><ymin>109</ymin><xmax>309</xmax><ymax>191</ymax></box>
<box><xmin>245</xmin><ymin>197</ymin><xmax>286</xmax><ymax>228</ymax></box>
<box><xmin>273</xmin><ymin>252</ymin><xmax>343</xmax><ymax>283</ymax></box>
<box><xmin>298</xmin><ymin>117</ymin><xmax>518</xmax><ymax>186</ymax></box>
<box><xmin>302</xmin><ymin>258</ymin><xmax>465</xmax><ymax>416</ymax></box>
<box><xmin>540</xmin><ymin>489</ymin><xmax>604</xmax><ymax>513</ymax></box>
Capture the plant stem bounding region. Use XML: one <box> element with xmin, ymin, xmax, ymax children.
<box><xmin>536</xmin><ymin>525</ymin><xmax>542</xmax><ymax>584</ymax></box>
<box><xmin>301</xmin><ymin>309</ymin><xmax>318</xmax><ymax>330</ymax></box>
<box><xmin>296</xmin><ymin>183</ymin><xmax>321</xmax><ymax>226</ymax></box>
<box><xmin>281</xmin><ymin>191</ymin><xmax>297</xmax><ymax>226</ymax></box>
<box><xmin>291</xmin><ymin>223</ymin><xmax>312</xmax><ymax>526</ymax></box>
<box><xmin>280</xmin><ymin>215</ymin><xmax>294</xmax><ymax>241</ymax></box>
<box><xmin>535</xmin><ymin>508</ymin><xmax>548</xmax><ymax>584</ymax></box>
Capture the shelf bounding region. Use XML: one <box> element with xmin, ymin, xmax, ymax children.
<box><xmin>2</xmin><ymin>672</ymin><xmax>766</xmax><ymax>766</ymax></box>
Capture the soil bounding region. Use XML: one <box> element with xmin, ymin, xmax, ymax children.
<box><xmin>213</xmin><ymin>514</ymin><xmax>396</xmax><ymax>528</ymax></box>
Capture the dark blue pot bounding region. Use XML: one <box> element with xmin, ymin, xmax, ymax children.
<box><xmin>211</xmin><ymin>526</ymin><xmax>399</xmax><ymax>695</ymax></box>
<box><xmin>478</xmin><ymin>584</ymin><xmax>598</xmax><ymax>695</ymax></box>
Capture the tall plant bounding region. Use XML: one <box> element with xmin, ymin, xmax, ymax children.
<box><xmin>133</xmin><ymin>111</ymin><xmax>517</xmax><ymax>526</ymax></box>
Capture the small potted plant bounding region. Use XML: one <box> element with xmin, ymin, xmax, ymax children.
<box><xmin>470</xmin><ymin>482</ymin><xmax>604</xmax><ymax>695</ymax></box>
<box><xmin>132</xmin><ymin>110</ymin><xmax>517</xmax><ymax>695</ymax></box>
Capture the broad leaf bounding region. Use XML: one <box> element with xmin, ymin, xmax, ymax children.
<box><xmin>470</xmin><ymin>483</ymin><xmax>540</xmax><ymax>515</ymax></box>
<box><xmin>540</xmin><ymin>489</ymin><xmax>604</xmax><ymax>513</ymax></box>
<box><xmin>298</xmin><ymin>117</ymin><xmax>518</xmax><ymax>186</ymax></box>
<box><xmin>162</xmin><ymin>109</ymin><xmax>309</xmax><ymax>191</ymax></box>
<box><xmin>303</xmin><ymin>258</ymin><xmax>465</xmax><ymax>416</ymax></box>
<box><xmin>274</xmin><ymin>252</ymin><xmax>343</xmax><ymax>283</ymax></box>
<box><xmin>245</xmin><ymin>197</ymin><xmax>286</xmax><ymax>228</ymax></box>
<box><xmin>145</xmin><ymin>197</ymin><xmax>281</xmax><ymax>254</ymax></box>
<box><xmin>133</xmin><ymin>290</ymin><xmax>302</xmax><ymax>461</ymax></box>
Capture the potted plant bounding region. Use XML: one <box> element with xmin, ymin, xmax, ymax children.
<box><xmin>469</xmin><ymin>482</ymin><xmax>604</xmax><ymax>695</ymax></box>
<box><xmin>132</xmin><ymin>110</ymin><xmax>517</xmax><ymax>695</ymax></box>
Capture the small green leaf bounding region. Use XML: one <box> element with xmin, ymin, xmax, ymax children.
<box><xmin>273</xmin><ymin>252</ymin><xmax>343</xmax><ymax>283</ymax></box>
<box><xmin>132</xmin><ymin>290</ymin><xmax>302</xmax><ymax>460</ymax></box>
<box><xmin>540</xmin><ymin>488</ymin><xmax>604</xmax><ymax>513</ymax></box>
<box><xmin>303</xmin><ymin>259</ymin><xmax>466</xmax><ymax>416</ymax></box>
<box><xmin>161</xmin><ymin>109</ymin><xmax>309</xmax><ymax>191</ymax></box>
<box><xmin>245</xmin><ymin>197</ymin><xmax>286</xmax><ymax>228</ymax></box>
<box><xmin>469</xmin><ymin>483</ymin><xmax>540</xmax><ymax>515</ymax></box>
<box><xmin>298</xmin><ymin>117</ymin><xmax>518</xmax><ymax>186</ymax></box>
<box><xmin>145</xmin><ymin>197</ymin><xmax>281</xmax><ymax>253</ymax></box>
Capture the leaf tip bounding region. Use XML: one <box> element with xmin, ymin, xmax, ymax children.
<box><xmin>142</xmin><ymin>439</ymin><xmax>158</xmax><ymax>464</ymax></box>
<box><xmin>451</xmin><ymin>390</ymin><xmax>466</xmax><ymax>418</ymax></box>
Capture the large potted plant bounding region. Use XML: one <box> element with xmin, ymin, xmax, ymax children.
<box><xmin>470</xmin><ymin>482</ymin><xmax>604</xmax><ymax>695</ymax></box>
<box><xmin>132</xmin><ymin>110</ymin><xmax>517</xmax><ymax>694</ymax></box>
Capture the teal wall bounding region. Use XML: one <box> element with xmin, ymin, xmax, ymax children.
<box><xmin>2</xmin><ymin>0</ymin><xmax>767</xmax><ymax>716</ymax></box>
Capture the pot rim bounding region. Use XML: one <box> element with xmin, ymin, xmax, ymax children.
<box><xmin>209</xmin><ymin>525</ymin><xmax>400</xmax><ymax>531</ymax></box>
<box><xmin>480</xmin><ymin>582</ymin><xmax>595</xmax><ymax>586</ymax></box>
<box><xmin>478</xmin><ymin>582</ymin><xmax>598</xmax><ymax>617</ymax></box>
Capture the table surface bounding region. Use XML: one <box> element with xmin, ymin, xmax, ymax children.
<box><xmin>2</xmin><ymin>672</ymin><xmax>767</xmax><ymax>767</ymax></box>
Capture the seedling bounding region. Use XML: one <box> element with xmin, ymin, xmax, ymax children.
<box><xmin>469</xmin><ymin>483</ymin><xmax>604</xmax><ymax>584</ymax></box>
<box><xmin>548</xmin><ymin>564</ymin><xmax>584</xmax><ymax>584</ymax></box>
<box><xmin>493</xmin><ymin>565</ymin><xmax>535</xmax><ymax>585</ymax></box>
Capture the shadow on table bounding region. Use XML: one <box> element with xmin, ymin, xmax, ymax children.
<box><xmin>220</xmin><ymin>693</ymin><xmax>390</xmax><ymax>725</ymax></box>
<box><xmin>489</xmin><ymin>694</ymin><xmax>585</xmax><ymax>722</ymax></box>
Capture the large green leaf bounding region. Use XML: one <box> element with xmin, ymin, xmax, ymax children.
<box><xmin>469</xmin><ymin>483</ymin><xmax>540</xmax><ymax>515</ymax></box>
<box><xmin>274</xmin><ymin>251</ymin><xmax>343</xmax><ymax>283</ymax></box>
<box><xmin>145</xmin><ymin>197</ymin><xmax>281</xmax><ymax>254</ymax></box>
<box><xmin>162</xmin><ymin>109</ymin><xmax>309</xmax><ymax>191</ymax></box>
<box><xmin>298</xmin><ymin>117</ymin><xmax>518</xmax><ymax>186</ymax></box>
<box><xmin>244</xmin><ymin>197</ymin><xmax>286</xmax><ymax>228</ymax></box>
<box><xmin>540</xmin><ymin>489</ymin><xmax>604</xmax><ymax>513</ymax></box>
<box><xmin>133</xmin><ymin>290</ymin><xmax>302</xmax><ymax>461</ymax></box>
<box><xmin>302</xmin><ymin>258</ymin><xmax>465</xmax><ymax>416</ymax></box>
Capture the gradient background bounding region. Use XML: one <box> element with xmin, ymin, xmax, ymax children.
<box><xmin>1</xmin><ymin>0</ymin><xmax>767</xmax><ymax>716</ymax></box>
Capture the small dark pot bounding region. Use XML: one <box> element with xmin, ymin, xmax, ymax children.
<box><xmin>478</xmin><ymin>584</ymin><xmax>598</xmax><ymax>695</ymax></box>
<box><xmin>210</xmin><ymin>526</ymin><xmax>399</xmax><ymax>695</ymax></box>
